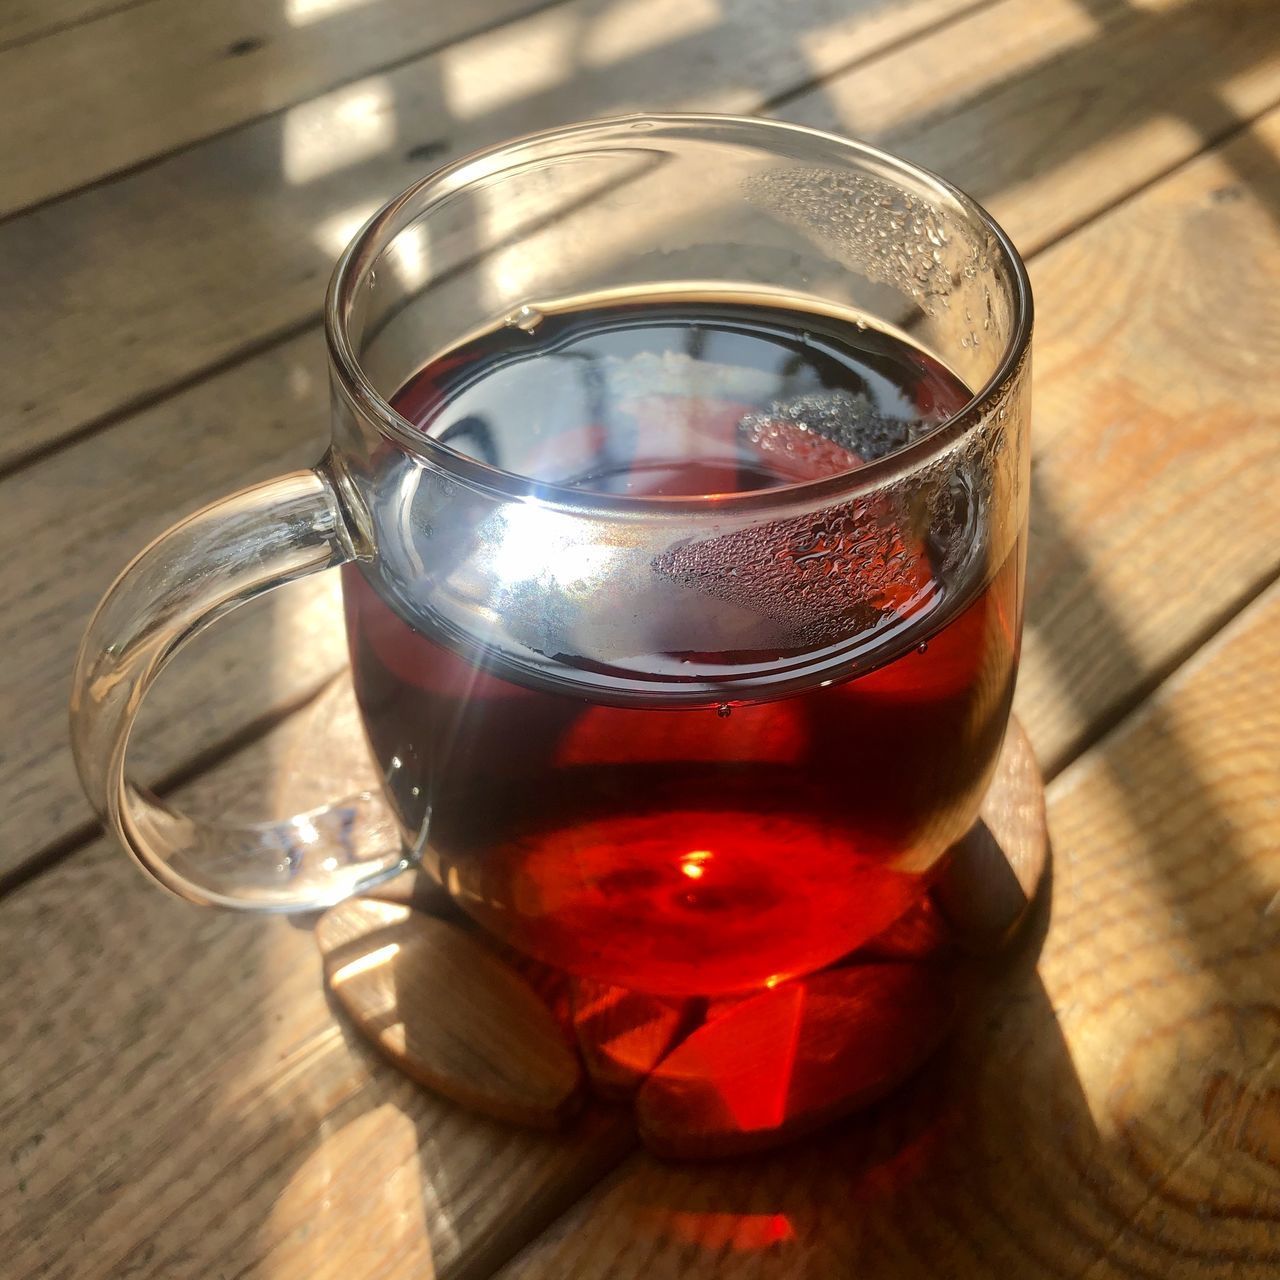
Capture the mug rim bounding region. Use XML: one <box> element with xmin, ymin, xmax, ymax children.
<box><xmin>325</xmin><ymin>112</ymin><xmax>1033</xmax><ymax>515</ymax></box>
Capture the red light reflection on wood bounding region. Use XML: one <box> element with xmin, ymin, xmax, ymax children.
<box><xmin>571</xmin><ymin>978</ymin><xmax>692</xmax><ymax>1097</ymax></box>
<box><xmin>638</xmin><ymin>962</ymin><xmax>956</xmax><ymax>1158</ymax></box>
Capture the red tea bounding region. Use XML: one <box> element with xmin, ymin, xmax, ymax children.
<box><xmin>343</xmin><ymin>294</ymin><xmax>1020</xmax><ymax>996</ymax></box>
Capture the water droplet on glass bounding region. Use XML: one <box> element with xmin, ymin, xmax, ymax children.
<box><xmin>505</xmin><ymin>304</ymin><xmax>544</xmax><ymax>334</ymax></box>
<box><xmin>716</xmin><ymin>703</ymin><xmax>732</xmax><ymax>719</ymax></box>
<box><xmin>916</xmin><ymin>641</ymin><xmax>929</xmax><ymax>655</ymax></box>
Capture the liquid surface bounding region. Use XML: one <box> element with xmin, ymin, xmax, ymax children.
<box><xmin>392</xmin><ymin>293</ymin><xmax>966</xmax><ymax>494</ymax></box>
<box><xmin>345</xmin><ymin>293</ymin><xmax>1020</xmax><ymax>995</ymax></box>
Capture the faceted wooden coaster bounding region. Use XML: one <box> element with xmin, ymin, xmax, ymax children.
<box><xmin>569</xmin><ymin>979</ymin><xmax>697</xmax><ymax>1099</ymax></box>
<box><xmin>316</xmin><ymin>716</ymin><xmax>1046</xmax><ymax>1155</ymax></box>
<box><xmin>637</xmin><ymin>961</ymin><xmax>958</xmax><ymax>1158</ymax></box>
<box><xmin>934</xmin><ymin>716</ymin><xmax>1049</xmax><ymax>953</ymax></box>
<box><xmin>316</xmin><ymin>899</ymin><xmax>582</xmax><ymax>1128</ymax></box>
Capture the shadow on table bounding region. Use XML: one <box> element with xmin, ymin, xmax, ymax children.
<box><xmin>549</xmin><ymin>476</ymin><xmax>1278</xmax><ymax>1278</ymax></box>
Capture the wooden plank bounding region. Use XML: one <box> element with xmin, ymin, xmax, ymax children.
<box><xmin>6</xmin><ymin>47</ymin><xmax>1280</xmax><ymax>888</ymax></box>
<box><xmin>5</xmin><ymin>0</ymin><xmax>1278</xmax><ymax>467</ymax></box>
<box><xmin>782</xmin><ymin>0</ymin><xmax>1280</xmax><ymax>256</ymax></box>
<box><xmin>0</xmin><ymin>0</ymin><xmax>151</xmax><ymax>51</ymax></box>
<box><xmin>0</xmin><ymin>330</ymin><xmax>342</xmax><ymax>880</ymax></box>
<box><xmin>4</xmin><ymin>22</ymin><xmax>1276</xmax><ymax>1279</ymax></box>
<box><xmin>785</xmin><ymin>28</ymin><xmax>1280</xmax><ymax>764</ymax></box>
<box><xmin>0</xmin><ymin>0</ymin><xmax>990</xmax><ymax>468</ymax></box>
<box><xmin>1012</xmin><ymin>109</ymin><xmax>1280</xmax><ymax>771</ymax></box>
<box><xmin>0</xmin><ymin>0</ymin><xmax>557</xmax><ymax>219</ymax></box>
<box><xmin>0</xmin><ymin>704</ymin><xmax>636</xmax><ymax>1280</ymax></box>
<box><xmin>495</xmin><ymin>583</ymin><xmax>1280</xmax><ymax>1279</ymax></box>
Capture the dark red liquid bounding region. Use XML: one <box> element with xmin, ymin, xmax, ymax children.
<box><xmin>344</xmin><ymin>295</ymin><xmax>1021</xmax><ymax>996</ymax></box>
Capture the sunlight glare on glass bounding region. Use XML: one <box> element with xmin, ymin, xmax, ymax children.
<box><xmin>293</xmin><ymin>815</ymin><xmax>321</xmax><ymax>844</ymax></box>
<box><xmin>388</xmin><ymin>223</ymin><xmax>432</xmax><ymax>292</ymax></box>
<box><xmin>284</xmin><ymin>79</ymin><xmax>395</xmax><ymax>185</ymax></box>
<box><xmin>486</xmin><ymin>502</ymin><xmax>619</xmax><ymax>589</ymax></box>
<box><xmin>476</xmin><ymin>170</ymin><xmax>730</xmax><ymax>313</ymax></box>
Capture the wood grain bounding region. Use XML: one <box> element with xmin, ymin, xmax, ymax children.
<box><xmin>0</xmin><ymin>0</ymin><xmax>982</xmax><ymax>467</ymax></box>
<box><xmin>2</xmin><ymin>2</ymin><xmax>1275</xmax><ymax>1276</ymax></box>
<box><xmin>318</xmin><ymin>899</ymin><xmax>584</xmax><ymax>1128</ymax></box>
<box><xmin>7</xmin><ymin>59</ymin><xmax>1280</xmax><ymax>890</ymax></box>
<box><xmin>0</xmin><ymin>712</ymin><xmax>635</xmax><ymax>1280</ymax></box>
<box><xmin>0</xmin><ymin>0</ymin><xmax>149</xmax><ymax>50</ymax></box>
<box><xmin>4</xmin><ymin>0</ymin><xmax>1277</xmax><ymax>467</ymax></box>
<box><xmin>782</xmin><ymin>0</ymin><xmax>1280</xmax><ymax>256</ymax></box>
<box><xmin>497</xmin><ymin>579</ymin><xmax>1280</xmax><ymax>1280</ymax></box>
<box><xmin>1013</xmin><ymin>104</ymin><xmax>1280</xmax><ymax>772</ymax></box>
<box><xmin>0</xmin><ymin>329</ymin><xmax>341</xmax><ymax>879</ymax></box>
<box><xmin>0</xmin><ymin>0</ymin><xmax>555</xmax><ymax>218</ymax></box>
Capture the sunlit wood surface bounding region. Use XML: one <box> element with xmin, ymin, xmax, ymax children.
<box><xmin>2</xmin><ymin>0</ymin><xmax>1278</xmax><ymax>1275</ymax></box>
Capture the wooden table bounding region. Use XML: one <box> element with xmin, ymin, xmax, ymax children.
<box><xmin>3</xmin><ymin>0</ymin><xmax>1278</xmax><ymax>1275</ymax></box>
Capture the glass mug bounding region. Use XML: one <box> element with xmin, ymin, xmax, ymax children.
<box><xmin>71</xmin><ymin>115</ymin><xmax>1031</xmax><ymax>999</ymax></box>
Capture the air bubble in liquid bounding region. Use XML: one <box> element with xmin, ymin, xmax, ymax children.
<box><xmin>716</xmin><ymin>703</ymin><xmax>732</xmax><ymax>719</ymax></box>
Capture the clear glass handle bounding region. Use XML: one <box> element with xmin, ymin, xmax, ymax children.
<box><xmin>70</xmin><ymin>466</ymin><xmax>409</xmax><ymax>911</ymax></box>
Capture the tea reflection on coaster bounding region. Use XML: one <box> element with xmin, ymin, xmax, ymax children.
<box><xmin>315</xmin><ymin>716</ymin><xmax>1047</xmax><ymax>1156</ymax></box>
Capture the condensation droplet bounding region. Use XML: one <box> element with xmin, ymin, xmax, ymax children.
<box><xmin>716</xmin><ymin>703</ymin><xmax>732</xmax><ymax>719</ymax></box>
<box><xmin>505</xmin><ymin>304</ymin><xmax>545</xmax><ymax>334</ymax></box>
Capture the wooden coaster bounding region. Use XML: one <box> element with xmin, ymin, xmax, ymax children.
<box><xmin>569</xmin><ymin>980</ymin><xmax>696</xmax><ymax>1100</ymax></box>
<box><xmin>934</xmin><ymin>716</ymin><xmax>1049</xmax><ymax>953</ymax></box>
<box><xmin>636</xmin><ymin>962</ymin><xmax>959</xmax><ymax>1159</ymax></box>
<box><xmin>316</xmin><ymin>716</ymin><xmax>1047</xmax><ymax>1154</ymax></box>
<box><xmin>316</xmin><ymin>899</ymin><xmax>582</xmax><ymax>1128</ymax></box>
